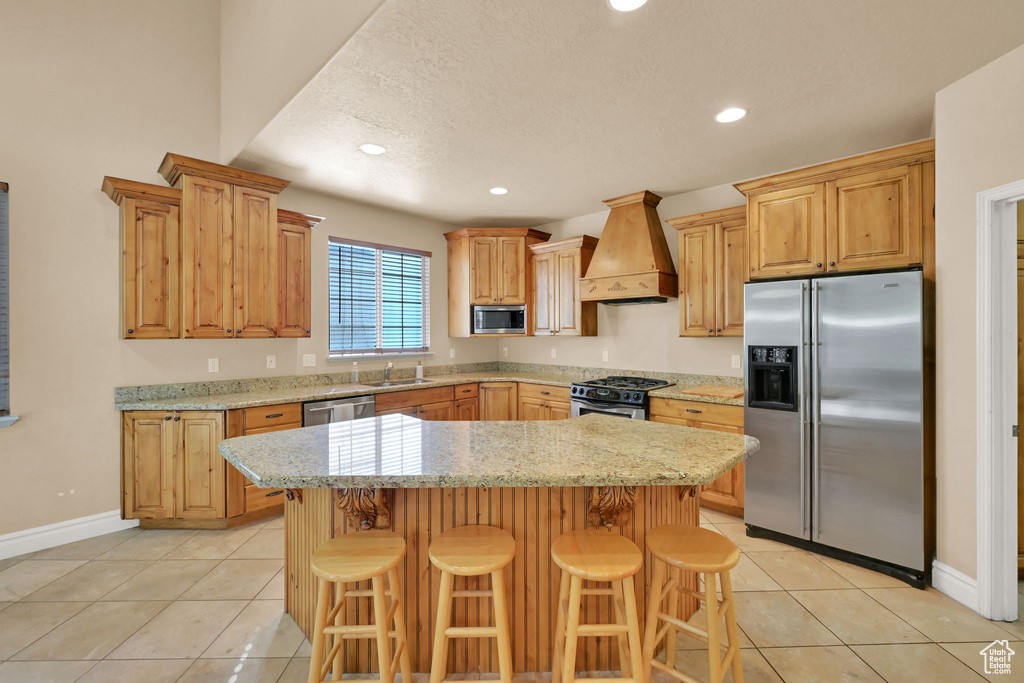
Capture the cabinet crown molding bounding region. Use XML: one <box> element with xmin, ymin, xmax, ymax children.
<box><xmin>603</xmin><ymin>189</ymin><xmax>662</xmax><ymax>209</ymax></box>
<box><xmin>528</xmin><ymin>234</ymin><xmax>599</xmax><ymax>254</ymax></box>
<box><xmin>158</xmin><ymin>153</ymin><xmax>291</xmax><ymax>193</ymax></box>
<box><xmin>734</xmin><ymin>139</ymin><xmax>935</xmax><ymax>196</ymax></box>
<box><xmin>667</xmin><ymin>206</ymin><xmax>746</xmax><ymax>230</ymax></box>
<box><xmin>443</xmin><ymin>227</ymin><xmax>552</xmax><ymax>242</ymax></box>
<box><xmin>277</xmin><ymin>209</ymin><xmax>325</xmax><ymax>229</ymax></box>
<box><xmin>102</xmin><ymin>176</ymin><xmax>182</xmax><ymax>205</ymax></box>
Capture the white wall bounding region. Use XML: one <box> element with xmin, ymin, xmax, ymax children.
<box><xmin>932</xmin><ymin>43</ymin><xmax>1024</xmax><ymax>578</ymax></box>
<box><xmin>503</xmin><ymin>183</ymin><xmax>746</xmax><ymax>376</ymax></box>
<box><xmin>219</xmin><ymin>0</ymin><xmax>383</xmax><ymax>163</ymax></box>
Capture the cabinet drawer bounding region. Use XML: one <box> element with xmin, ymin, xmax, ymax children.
<box><xmin>245</xmin><ymin>484</ymin><xmax>285</xmax><ymax>513</ymax></box>
<box><xmin>243</xmin><ymin>403</ymin><xmax>302</xmax><ymax>430</ymax></box>
<box><xmin>518</xmin><ymin>383</ymin><xmax>570</xmax><ymax>402</ymax></box>
<box><xmin>454</xmin><ymin>383</ymin><xmax>479</xmax><ymax>399</ymax></box>
<box><xmin>649</xmin><ymin>398</ymin><xmax>743</xmax><ymax>427</ymax></box>
<box><xmin>375</xmin><ymin>386</ymin><xmax>455</xmax><ymax>411</ymax></box>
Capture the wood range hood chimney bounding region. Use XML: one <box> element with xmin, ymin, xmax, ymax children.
<box><xmin>579</xmin><ymin>190</ymin><xmax>678</xmax><ymax>304</ymax></box>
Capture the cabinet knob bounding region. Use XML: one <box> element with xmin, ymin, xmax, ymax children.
<box><xmin>236</xmin><ymin>329</ymin><xmax>241</xmax><ymax>334</ymax></box>
<box><xmin>164</xmin><ymin>416</ymin><xmax>172</xmax><ymax>421</ymax></box>
<box><xmin>127</xmin><ymin>329</ymin><xmax>134</xmax><ymax>334</ymax></box>
<box><xmin>816</xmin><ymin>263</ymin><xmax>823</xmax><ymax>268</ymax></box>
<box><xmin>305</xmin><ymin>330</ymin><xmax>311</xmax><ymax>334</ymax></box>
<box><xmin>717</xmin><ymin>328</ymin><xmax>722</xmax><ymax>332</ymax></box>
<box><xmin>829</xmin><ymin>261</ymin><xmax>836</xmax><ymax>267</ymax></box>
<box><xmin>708</xmin><ymin>329</ymin><xmax>713</xmax><ymax>333</ymax></box>
<box><xmin>173</xmin><ymin>416</ymin><xmax>180</xmax><ymax>421</ymax></box>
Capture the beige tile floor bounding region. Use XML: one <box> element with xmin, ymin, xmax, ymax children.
<box><xmin>0</xmin><ymin>509</ymin><xmax>1021</xmax><ymax>682</ymax></box>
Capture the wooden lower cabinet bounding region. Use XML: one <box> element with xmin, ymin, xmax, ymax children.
<box><xmin>479</xmin><ymin>382</ymin><xmax>519</xmax><ymax>420</ymax></box>
<box><xmin>454</xmin><ymin>397</ymin><xmax>479</xmax><ymax>421</ymax></box>
<box><xmin>517</xmin><ymin>383</ymin><xmax>571</xmax><ymax>421</ymax></box>
<box><xmin>122</xmin><ymin>411</ymin><xmax>177</xmax><ymax>519</ymax></box>
<box><xmin>649</xmin><ymin>397</ymin><xmax>745</xmax><ymax>516</ymax></box>
<box><xmin>375</xmin><ymin>385</ymin><xmax>456</xmax><ymax>421</ymax></box>
<box><xmin>176</xmin><ymin>412</ymin><xmax>226</xmax><ymax>520</ymax></box>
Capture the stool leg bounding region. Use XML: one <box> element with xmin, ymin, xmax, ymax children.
<box><xmin>621</xmin><ymin>575</ymin><xmax>645</xmax><ymax>683</ymax></box>
<box><xmin>561</xmin><ymin>575</ymin><xmax>583</xmax><ymax>683</ymax></box>
<box><xmin>641</xmin><ymin>558</ymin><xmax>666</xmax><ymax>681</ymax></box>
<box><xmin>491</xmin><ymin>568</ymin><xmax>513</xmax><ymax>683</ymax></box>
<box><xmin>704</xmin><ymin>572</ymin><xmax>721</xmax><ymax>683</ymax></box>
<box><xmin>430</xmin><ymin>570</ymin><xmax>455</xmax><ymax>683</ymax></box>
<box><xmin>665</xmin><ymin>567</ymin><xmax>681</xmax><ymax>670</ymax></box>
<box><xmin>372</xmin><ymin>575</ymin><xmax>394</xmax><ymax>683</ymax></box>
<box><xmin>387</xmin><ymin>567</ymin><xmax>414</xmax><ymax>683</ymax></box>
<box><xmin>720</xmin><ymin>571</ymin><xmax>744</xmax><ymax>683</ymax></box>
<box><xmin>308</xmin><ymin>577</ymin><xmax>331</xmax><ymax>683</ymax></box>
<box><xmin>612</xmin><ymin>579</ymin><xmax>632</xmax><ymax>678</ymax></box>
<box><xmin>551</xmin><ymin>569</ymin><xmax>569</xmax><ymax>683</ymax></box>
<box><xmin>331</xmin><ymin>583</ymin><xmax>345</xmax><ymax>680</ymax></box>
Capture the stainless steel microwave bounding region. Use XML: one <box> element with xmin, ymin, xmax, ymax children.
<box><xmin>472</xmin><ymin>305</ymin><xmax>526</xmax><ymax>334</ymax></box>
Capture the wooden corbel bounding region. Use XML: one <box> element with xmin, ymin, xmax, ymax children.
<box><xmin>336</xmin><ymin>488</ymin><xmax>392</xmax><ymax>530</ymax></box>
<box><xmin>587</xmin><ymin>486</ymin><xmax>637</xmax><ymax>528</ymax></box>
<box><xmin>284</xmin><ymin>489</ymin><xmax>303</xmax><ymax>503</ymax></box>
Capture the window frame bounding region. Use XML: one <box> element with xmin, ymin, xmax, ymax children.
<box><xmin>327</xmin><ymin>237</ymin><xmax>431</xmax><ymax>360</ymax></box>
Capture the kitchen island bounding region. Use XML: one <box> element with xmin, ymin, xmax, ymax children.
<box><xmin>218</xmin><ymin>413</ymin><xmax>758</xmax><ymax>675</ymax></box>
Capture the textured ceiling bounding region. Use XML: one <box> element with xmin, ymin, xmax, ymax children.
<box><xmin>236</xmin><ymin>0</ymin><xmax>1024</xmax><ymax>226</ymax></box>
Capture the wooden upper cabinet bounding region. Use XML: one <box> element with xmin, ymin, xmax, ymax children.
<box><xmin>103</xmin><ymin>178</ymin><xmax>182</xmax><ymax>339</ymax></box>
<box><xmin>444</xmin><ymin>228</ymin><xmax>551</xmax><ymax>337</ymax></box>
<box><xmin>827</xmin><ymin>165</ymin><xmax>922</xmax><ymax>272</ymax></box>
<box><xmin>175</xmin><ymin>411</ymin><xmax>226</xmax><ymax>520</ymax></box>
<box><xmin>232</xmin><ymin>185</ymin><xmax>278</xmax><ymax>338</ymax></box>
<box><xmin>668</xmin><ymin>207</ymin><xmax>746</xmax><ymax>338</ymax></box>
<box><xmin>736</xmin><ymin>140</ymin><xmax>934</xmax><ymax>281</ymax></box>
<box><xmin>180</xmin><ymin>175</ymin><xmax>235</xmax><ymax>338</ymax></box>
<box><xmin>276</xmin><ymin>210</ymin><xmax>321</xmax><ymax>338</ymax></box>
<box><xmin>122</xmin><ymin>411</ymin><xmax>176</xmax><ymax>519</ymax></box>
<box><xmin>528</xmin><ymin>236</ymin><xmax>598</xmax><ymax>337</ymax></box>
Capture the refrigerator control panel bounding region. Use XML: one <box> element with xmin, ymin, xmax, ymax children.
<box><xmin>751</xmin><ymin>347</ymin><xmax>793</xmax><ymax>364</ymax></box>
<box><xmin>748</xmin><ymin>345</ymin><xmax>798</xmax><ymax>412</ymax></box>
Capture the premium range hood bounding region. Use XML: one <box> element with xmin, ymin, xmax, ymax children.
<box><xmin>579</xmin><ymin>190</ymin><xmax>678</xmax><ymax>304</ymax></box>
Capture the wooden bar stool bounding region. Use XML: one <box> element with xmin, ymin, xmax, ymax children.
<box><xmin>307</xmin><ymin>530</ymin><xmax>413</xmax><ymax>683</ymax></box>
<box><xmin>641</xmin><ymin>524</ymin><xmax>743</xmax><ymax>683</ymax></box>
<box><xmin>551</xmin><ymin>529</ymin><xmax>645</xmax><ymax>683</ymax></box>
<box><xmin>429</xmin><ymin>525</ymin><xmax>516</xmax><ymax>683</ymax></box>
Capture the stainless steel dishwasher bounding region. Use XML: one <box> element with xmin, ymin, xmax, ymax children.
<box><xmin>303</xmin><ymin>395</ymin><xmax>376</xmax><ymax>425</ymax></box>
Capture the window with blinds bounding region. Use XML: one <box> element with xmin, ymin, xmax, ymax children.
<box><xmin>0</xmin><ymin>183</ymin><xmax>8</xmax><ymax>416</ymax></box>
<box><xmin>329</xmin><ymin>238</ymin><xmax>430</xmax><ymax>356</ymax></box>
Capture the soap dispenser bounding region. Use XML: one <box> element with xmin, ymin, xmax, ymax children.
<box><xmin>415</xmin><ymin>360</ymin><xmax>424</xmax><ymax>379</ymax></box>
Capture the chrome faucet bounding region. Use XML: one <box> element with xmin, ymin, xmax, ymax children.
<box><xmin>384</xmin><ymin>362</ymin><xmax>393</xmax><ymax>382</ymax></box>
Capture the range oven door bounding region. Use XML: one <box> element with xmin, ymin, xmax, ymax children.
<box><xmin>570</xmin><ymin>397</ymin><xmax>645</xmax><ymax>420</ymax></box>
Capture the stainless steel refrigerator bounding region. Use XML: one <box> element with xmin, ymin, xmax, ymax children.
<box><xmin>743</xmin><ymin>270</ymin><xmax>926</xmax><ymax>579</ymax></box>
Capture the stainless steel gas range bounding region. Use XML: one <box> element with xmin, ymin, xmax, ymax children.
<box><xmin>569</xmin><ymin>376</ymin><xmax>674</xmax><ymax>420</ymax></box>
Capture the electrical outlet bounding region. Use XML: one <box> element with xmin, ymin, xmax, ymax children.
<box><xmin>602</xmin><ymin>350</ymin><xmax>609</xmax><ymax>362</ymax></box>
<box><xmin>266</xmin><ymin>355</ymin><xmax>276</xmax><ymax>369</ymax></box>
<box><xmin>502</xmin><ymin>347</ymin><xmax>508</xmax><ymax>357</ymax></box>
<box><xmin>208</xmin><ymin>358</ymin><xmax>219</xmax><ymax>373</ymax></box>
<box><xmin>302</xmin><ymin>354</ymin><xmax>316</xmax><ymax>367</ymax></box>
<box><xmin>450</xmin><ymin>348</ymin><xmax>456</xmax><ymax>359</ymax></box>
<box><xmin>731</xmin><ymin>354</ymin><xmax>742</xmax><ymax>369</ymax></box>
<box><xmin>550</xmin><ymin>348</ymin><xmax>557</xmax><ymax>359</ymax></box>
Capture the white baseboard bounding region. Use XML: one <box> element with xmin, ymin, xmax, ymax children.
<box><xmin>933</xmin><ymin>559</ymin><xmax>980</xmax><ymax>612</ymax></box>
<box><xmin>0</xmin><ymin>510</ymin><xmax>139</xmax><ymax>560</ymax></box>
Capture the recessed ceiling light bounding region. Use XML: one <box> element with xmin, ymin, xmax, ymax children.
<box><xmin>609</xmin><ymin>0</ymin><xmax>648</xmax><ymax>11</ymax></box>
<box><xmin>358</xmin><ymin>143</ymin><xmax>386</xmax><ymax>155</ymax></box>
<box><xmin>715</xmin><ymin>107</ymin><xmax>747</xmax><ymax>123</ymax></box>
<box><xmin>489</xmin><ymin>187</ymin><xmax>508</xmax><ymax>195</ymax></box>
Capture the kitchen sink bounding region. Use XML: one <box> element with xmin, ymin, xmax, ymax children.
<box><xmin>362</xmin><ymin>379</ymin><xmax>436</xmax><ymax>388</ymax></box>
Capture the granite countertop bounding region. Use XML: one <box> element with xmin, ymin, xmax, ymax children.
<box><xmin>115</xmin><ymin>368</ymin><xmax>744</xmax><ymax>411</ymax></box>
<box><xmin>218</xmin><ymin>413</ymin><xmax>759</xmax><ymax>489</ymax></box>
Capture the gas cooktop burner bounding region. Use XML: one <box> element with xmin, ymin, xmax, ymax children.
<box><xmin>569</xmin><ymin>376</ymin><xmax>674</xmax><ymax>407</ymax></box>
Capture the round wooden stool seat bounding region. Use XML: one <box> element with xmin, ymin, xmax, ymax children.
<box><xmin>551</xmin><ymin>529</ymin><xmax>643</xmax><ymax>582</ymax></box>
<box><xmin>428</xmin><ymin>525</ymin><xmax>515</xmax><ymax>576</ymax></box>
<box><xmin>311</xmin><ymin>530</ymin><xmax>406</xmax><ymax>583</ymax></box>
<box><xmin>645</xmin><ymin>524</ymin><xmax>740</xmax><ymax>574</ymax></box>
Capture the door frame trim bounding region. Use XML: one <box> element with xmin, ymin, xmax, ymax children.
<box><xmin>975</xmin><ymin>178</ymin><xmax>1024</xmax><ymax>620</ymax></box>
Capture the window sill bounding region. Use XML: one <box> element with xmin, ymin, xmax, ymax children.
<box><xmin>328</xmin><ymin>352</ymin><xmax>435</xmax><ymax>363</ymax></box>
<box><xmin>0</xmin><ymin>415</ymin><xmax>20</xmax><ymax>428</ymax></box>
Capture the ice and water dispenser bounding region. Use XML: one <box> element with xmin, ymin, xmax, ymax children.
<box><xmin>747</xmin><ymin>346</ymin><xmax>798</xmax><ymax>411</ymax></box>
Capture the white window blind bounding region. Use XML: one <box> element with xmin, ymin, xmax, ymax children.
<box><xmin>329</xmin><ymin>238</ymin><xmax>430</xmax><ymax>355</ymax></box>
<box><xmin>0</xmin><ymin>183</ymin><xmax>9</xmax><ymax>416</ymax></box>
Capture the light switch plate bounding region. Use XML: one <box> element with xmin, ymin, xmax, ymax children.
<box><xmin>450</xmin><ymin>348</ymin><xmax>456</xmax><ymax>359</ymax></box>
<box><xmin>550</xmin><ymin>348</ymin><xmax>557</xmax><ymax>359</ymax></box>
<box><xmin>302</xmin><ymin>354</ymin><xmax>316</xmax><ymax>367</ymax></box>
<box><xmin>502</xmin><ymin>346</ymin><xmax>508</xmax><ymax>357</ymax></box>
<box><xmin>266</xmin><ymin>355</ymin><xmax>276</xmax><ymax>369</ymax></box>
<box><xmin>208</xmin><ymin>358</ymin><xmax>219</xmax><ymax>373</ymax></box>
<box><xmin>602</xmin><ymin>350</ymin><xmax>609</xmax><ymax>362</ymax></box>
<box><xmin>731</xmin><ymin>355</ymin><xmax>742</xmax><ymax>369</ymax></box>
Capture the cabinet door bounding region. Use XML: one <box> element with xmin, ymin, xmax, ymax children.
<box><xmin>122</xmin><ymin>411</ymin><xmax>175</xmax><ymax>519</ymax></box>
<box><xmin>715</xmin><ymin>218</ymin><xmax>746</xmax><ymax>337</ymax></box>
<box><xmin>649</xmin><ymin>414</ymin><xmax>696</xmax><ymax>427</ymax></box>
<box><xmin>376</xmin><ymin>405</ymin><xmax>419</xmax><ymax>418</ymax></box>
<box><xmin>469</xmin><ymin>237</ymin><xmax>497</xmax><ymax>304</ymax></box>
<box><xmin>748</xmin><ymin>184</ymin><xmax>826</xmax><ymax>279</ymax></box>
<box><xmin>678</xmin><ymin>225</ymin><xmax>716</xmax><ymax>337</ymax></box>
<box><xmin>479</xmin><ymin>382</ymin><xmax>518</xmax><ymax>420</ymax></box>
<box><xmin>555</xmin><ymin>250</ymin><xmax>581</xmax><ymax>334</ymax></box>
<box><xmin>277</xmin><ymin>223</ymin><xmax>311</xmax><ymax>337</ymax></box>
<box><xmin>518</xmin><ymin>395</ymin><xmax>548</xmax><ymax>421</ymax></box>
<box><xmin>826</xmin><ymin>165</ymin><xmax>922</xmax><ymax>272</ymax></box>
<box><xmin>547</xmin><ymin>400</ymin><xmax>571</xmax><ymax>421</ymax></box>
<box><xmin>497</xmin><ymin>237</ymin><xmax>526</xmax><ymax>304</ymax></box>
<box><xmin>417</xmin><ymin>400</ymin><xmax>454</xmax><ymax>421</ymax></box>
<box><xmin>175</xmin><ymin>412</ymin><xmax>226</xmax><ymax>520</ymax></box>
<box><xmin>695</xmin><ymin>421</ymin><xmax>745</xmax><ymax>515</ymax></box>
<box><xmin>532</xmin><ymin>252</ymin><xmax>555</xmax><ymax>335</ymax></box>
<box><xmin>181</xmin><ymin>176</ymin><xmax>234</xmax><ymax>338</ymax></box>
<box><xmin>122</xmin><ymin>197</ymin><xmax>180</xmax><ymax>339</ymax></box>
<box><xmin>455</xmin><ymin>397</ymin><xmax>479</xmax><ymax>421</ymax></box>
<box><xmin>233</xmin><ymin>186</ymin><xmax>278</xmax><ymax>338</ymax></box>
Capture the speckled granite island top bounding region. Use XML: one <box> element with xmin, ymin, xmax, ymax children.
<box><xmin>218</xmin><ymin>413</ymin><xmax>758</xmax><ymax>489</ymax></box>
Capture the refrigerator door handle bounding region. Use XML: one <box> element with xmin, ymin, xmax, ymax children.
<box><xmin>799</xmin><ymin>282</ymin><xmax>809</xmax><ymax>536</ymax></box>
<box><xmin>812</xmin><ymin>281</ymin><xmax>822</xmax><ymax>542</ymax></box>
